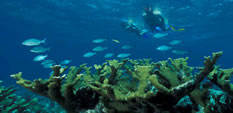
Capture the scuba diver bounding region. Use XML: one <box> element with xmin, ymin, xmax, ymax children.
<box><xmin>121</xmin><ymin>6</ymin><xmax>169</xmax><ymax>38</ymax></box>
<box><xmin>143</xmin><ymin>6</ymin><xmax>166</xmax><ymax>32</ymax></box>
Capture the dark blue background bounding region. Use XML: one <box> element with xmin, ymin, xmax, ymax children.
<box><xmin>1</xmin><ymin>0</ymin><xmax>233</xmax><ymax>86</ymax></box>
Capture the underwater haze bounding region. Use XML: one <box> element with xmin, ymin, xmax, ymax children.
<box><xmin>1</xmin><ymin>0</ymin><xmax>233</xmax><ymax>112</ymax></box>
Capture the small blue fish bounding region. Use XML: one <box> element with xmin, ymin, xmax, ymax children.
<box><xmin>42</xmin><ymin>62</ymin><xmax>56</xmax><ymax>68</ymax></box>
<box><xmin>156</xmin><ymin>45</ymin><xmax>172</xmax><ymax>51</ymax></box>
<box><xmin>104</xmin><ymin>53</ymin><xmax>114</xmax><ymax>58</ymax></box>
<box><xmin>93</xmin><ymin>46</ymin><xmax>107</xmax><ymax>52</ymax></box>
<box><xmin>153</xmin><ymin>33</ymin><xmax>168</xmax><ymax>38</ymax></box>
<box><xmin>92</xmin><ymin>39</ymin><xmax>106</xmax><ymax>43</ymax></box>
<box><xmin>83</xmin><ymin>52</ymin><xmax>96</xmax><ymax>58</ymax></box>
<box><xmin>22</xmin><ymin>38</ymin><xmax>46</xmax><ymax>46</ymax></box>
<box><xmin>121</xmin><ymin>45</ymin><xmax>132</xmax><ymax>50</ymax></box>
<box><xmin>169</xmin><ymin>40</ymin><xmax>183</xmax><ymax>45</ymax></box>
<box><xmin>33</xmin><ymin>55</ymin><xmax>48</xmax><ymax>61</ymax></box>
<box><xmin>172</xmin><ymin>50</ymin><xmax>188</xmax><ymax>55</ymax></box>
<box><xmin>41</xmin><ymin>60</ymin><xmax>55</xmax><ymax>65</ymax></box>
<box><xmin>117</xmin><ymin>53</ymin><xmax>131</xmax><ymax>58</ymax></box>
<box><xmin>60</xmin><ymin>60</ymin><xmax>72</xmax><ymax>65</ymax></box>
<box><xmin>30</xmin><ymin>46</ymin><xmax>50</xmax><ymax>53</ymax></box>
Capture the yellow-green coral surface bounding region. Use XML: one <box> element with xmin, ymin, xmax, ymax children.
<box><xmin>10</xmin><ymin>52</ymin><xmax>233</xmax><ymax>113</ymax></box>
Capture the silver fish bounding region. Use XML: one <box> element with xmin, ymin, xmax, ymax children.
<box><xmin>156</xmin><ymin>45</ymin><xmax>172</xmax><ymax>51</ymax></box>
<box><xmin>83</xmin><ymin>52</ymin><xmax>96</xmax><ymax>58</ymax></box>
<box><xmin>93</xmin><ymin>46</ymin><xmax>107</xmax><ymax>52</ymax></box>
<box><xmin>121</xmin><ymin>45</ymin><xmax>132</xmax><ymax>50</ymax></box>
<box><xmin>30</xmin><ymin>46</ymin><xmax>50</xmax><ymax>53</ymax></box>
<box><xmin>60</xmin><ymin>60</ymin><xmax>72</xmax><ymax>65</ymax></box>
<box><xmin>92</xmin><ymin>39</ymin><xmax>106</xmax><ymax>43</ymax></box>
<box><xmin>41</xmin><ymin>60</ymin><xmax>55</xmax><ymax>65</ymax></box>
<box><xmin>33</xmin><ymin>55</ymin><xmax>48</xmax><ymax>61</ymax></box>
<box><xmin>153</xmin><ymin>33</ymin><xmax>168</xmax><ymax>38</ymax></box>
<box><xmin>172</xmin><ymin>50</ymin><xmax>188</xmax><ymax>55</ymax></box>
<box><xmin>42</xmin><ymin>62</ymin><xmax>56</xmax><ymax>68</ymax></box>
<box><xmin>22</xmin><ymin>38</ymin><xmax>46</xmax><ymax>46</ymax></box>
<box><xmin>117</xmin><ymin>53</ymin><xmax>131</xmax><ymax>58</ymax></box>
<box><xmin>169</xmin><ymin>40</ymin><xmax>183</xmax><ymax>45</ymax></box>
<box><xmin>104</xmin><ymin>53</ymin><xmax>114</xmax><ymax>58</ymax></box>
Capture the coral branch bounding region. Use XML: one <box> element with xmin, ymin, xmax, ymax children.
<box><xmin>208</xmin><ymin>68</ymin><xmax>233</xmax><ymax>96</ymax></box>
<box><xmin>11</xmin><ymin>65</ymin><xmax>99</xmax><ymax>113</ymax></box>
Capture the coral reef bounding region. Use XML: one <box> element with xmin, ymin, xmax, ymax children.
<box><xmin>10</xmin><ymin>52</ymin><xmax>233</xmax><ymax>113</ymax></box>
<box><xmin>0</xmin><ymin>80</ymin><xmax>65</xmax><ymax>113</ymax></box>
<box><xmin>0</xmin><ymin>80</ymin><xmax>43</xmax><ymax>113</ymax></box>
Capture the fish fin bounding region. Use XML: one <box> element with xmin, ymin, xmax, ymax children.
<box><xmin>41</xmin><ymin>38</ymin><xmax>47</xmax><ymax>44</ymax></box>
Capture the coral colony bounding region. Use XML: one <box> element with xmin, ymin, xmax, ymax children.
<box><xmin>8</xmin><ymin>52</ymin><xmax>233</xmax><ymax>113</ymax></box>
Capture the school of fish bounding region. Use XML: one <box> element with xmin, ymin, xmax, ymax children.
<box><xmin>22</xmin><ymin>38</ymin><xmax>72</xmax><ymax>69</ymax></box>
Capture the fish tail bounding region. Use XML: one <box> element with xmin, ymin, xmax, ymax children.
<box><xmin>41</xmin><ymin>38</ymin><xmax>47</xmax><ymax>44</ymax></box>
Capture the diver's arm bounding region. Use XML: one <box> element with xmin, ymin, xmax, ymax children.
<box><xmin>158</xmin><ymin>15</ymin><xmax>164</xmax><ymax>23</ymax></box>
<box><xmin>158</xmin><ymin>15</ymin><xmax>166</xmax><ymax>31</ymax></box>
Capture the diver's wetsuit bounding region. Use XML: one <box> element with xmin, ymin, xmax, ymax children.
<box><xmin>143</xmin><ymin>9</ymin><xmax>166</xmax><ymax>32</ymax></box>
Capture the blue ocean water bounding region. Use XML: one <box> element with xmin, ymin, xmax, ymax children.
<box><xmin>0</xmin><ymin>0</ymin><xmax>233</xmax><ymax>104</ymax></box>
